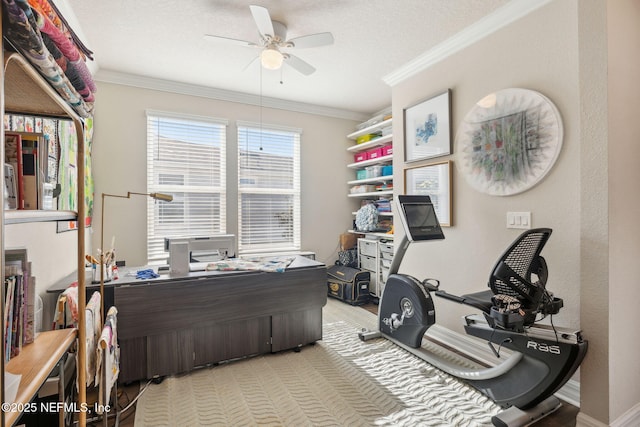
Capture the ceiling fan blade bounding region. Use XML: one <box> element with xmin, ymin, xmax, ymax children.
<box><xmin>243</xmin><ymin>56</ymin><xmax>259</xmax><ymax>71</ymax></box>
<box><xmin>249</xmin><ymin>5</ymin><xmax>274</xmax><ymax>38</ymax></box>
<box><xmin>287</xmin><ymin>32</ymin><xmax>334</xmax><ymax>49</ymax></box>
<box><xmin>203</xmin><ymin>34</ymin><xmax>257</xmax><ymax>48</ymax></box>
<box><xmin>284</xmin><ymin>54</ymin><xmax>316</xmax><ymax>76</ymax></box>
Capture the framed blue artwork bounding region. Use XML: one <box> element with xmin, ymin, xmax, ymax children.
<box><xmin>403</xmin><ymin>89</ymin><xmax>452</xmax><ymax>163</ymax></box>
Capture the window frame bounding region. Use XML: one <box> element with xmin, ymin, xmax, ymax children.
<box><xmin>146</xmin><ymin>110</ymin><xmax>228</xmax><ymax>264</ymax></box>
<box><xmin>236</xmin><ymin>120</ymin><xmax>302</xmax><ymax>255</ymax></box>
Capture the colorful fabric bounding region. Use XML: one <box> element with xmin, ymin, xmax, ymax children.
<box><xmin>34</xmin><ymin>7</ymin><xmax>97</xmax><ymax>95</ymax></box>
<box><xmin>206</xmin><ymin>256</ymin><xmax>296</xmax><ymax>273</ymax></box>
<box><xmin>85</xmin><ymin>291</ymin><xmax>101</xmax><ymax>386</ymax></box>
<box><xmin>2</xmin><ymin>0</ymin><xmax>94</xmax><ymax>117</ymax></box>
<box><xmin>136</xmin><ymin>269</ymin><xmax>160</xmax><ymax>279</ymax></box>
<box><xmin>52</xmin><ymin>281</ymin><xmax>78</xmax><ymax>329</ymax></box>
<box><xmin>96</xmin><ymin>306</ymin><xmax>119</xmax><ymax>411</ymax></box>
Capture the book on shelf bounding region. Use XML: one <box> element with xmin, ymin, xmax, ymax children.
<box><xmin>4</xmin><ymin>132</ymin><xmax>24</xmax><ymax>209</ymax></box>
<box><xmin>3</xmin><ymin>249</ymin><xmax>35</xmax><ymax>361</ymax></box>
<box><xmin>4</xmin><ymin>163</ymin><xmax>18</xmax><ymax>210</ymax></box>
<box><xmin>21</xmin><ymin>137</ymin><xmax>38</xmax><ymax>210</ymax></box>
<box><xmin>20</xmin><ymin>132</ymin><xmax>48</xmax><ymax>210</ymax></box>
<box><xmin>5</xmin><ymin>132</ymin><xmax>52</xmax><ymax>211</ymax></box>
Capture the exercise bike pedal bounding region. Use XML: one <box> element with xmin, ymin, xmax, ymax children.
<box><xmin>358</xmin><ymin>328</ymin><xmax>382</xmax><ymax>341</ymax></box>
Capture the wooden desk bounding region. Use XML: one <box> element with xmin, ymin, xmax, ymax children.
<box><xmin>4</xmin><ymin>328</ymin><xmax>76</xmax><ymax>426</ymax></box>
<box><xmin>48</xmin><ymin>257</ymin><xmax>327</xmax><ymax>384</ymax></box>
<box><xmin>115</xmin><ymin>259</ymin><xmax>327</xmax><ymax>383</ymax></box>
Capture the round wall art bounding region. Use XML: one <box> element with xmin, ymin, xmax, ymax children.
<box><xmin>454</xmin><ymin>88</ymin><xmax>563</xmax><ymax>196</ymax></box>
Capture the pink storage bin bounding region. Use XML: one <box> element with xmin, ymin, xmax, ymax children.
<box><xmin>382</xmin><ymin>144</ymin><xmax>393</xmax><ymax>156</ymax></box>
<box><xmin>354</xmin><ymin>152</ymin><xmax>368</xmax><ymax>162</ymax></box>
<box><xmin>367</xmin><ymin>147</ymin><xmax>384</xmax><ymax>160</ymax></box>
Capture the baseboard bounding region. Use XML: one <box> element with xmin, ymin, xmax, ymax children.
<box><xmin>427</xmin><ymin>324</ymin><xmax>580</xmax><ymax>406</ymax></box>
<box><xmin>576</xmin><ymin>412</ymin><xmax>608</xmax><ymax>427</ymax></box>
<box><xmin>611</xmin><ymin>402</ymin><xmax>640</xmax><ymax>427</ymax></box>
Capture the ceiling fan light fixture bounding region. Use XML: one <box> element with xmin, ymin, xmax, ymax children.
<box><xmin>261</xmin><ymin>46</ymin><xmax>284</xmax><ymax>70</ymax></box>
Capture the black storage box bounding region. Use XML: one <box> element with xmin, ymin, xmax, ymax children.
<box><xmin>327</xmin><ymin>265</ymin><xmax>370</xmax><ymax>305</ymax></box>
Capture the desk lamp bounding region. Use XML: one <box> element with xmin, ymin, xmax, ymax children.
<box><xmin>100</xmin><ymin>191</ymin><xmax>173</xmax><ymax>319</ymax></box>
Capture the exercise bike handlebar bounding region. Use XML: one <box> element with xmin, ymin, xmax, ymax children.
<box><xmin>387</xmin><ymin>233</ymin><xmax>409</xmax><ymax>276</ymax></box>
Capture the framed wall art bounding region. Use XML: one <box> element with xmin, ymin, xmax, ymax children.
<box><xmin>404</xmin><ymin>89</ymin><xmax>452</xmax><ymax>163</ymax></box>
<box><xmin>454</xmin><ymin>88</ymin><xmax>563</xmax><ymax>196</ymax></box>
<box><xmin>404</xmin><ymin>160</ymin><xmax>452</xmax><ymax>226</ymax></box>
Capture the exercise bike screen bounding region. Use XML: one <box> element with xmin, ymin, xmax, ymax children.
<box><xmin>401</xmin><ymin>201</ymin><xmax>445</xmax><ymax>241</ymax></box>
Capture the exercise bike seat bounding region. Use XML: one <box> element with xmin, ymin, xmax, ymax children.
<box><xmin>435</xmin><ymin>289</ymin><xmax>494</xmax><ymax>314</ymax></box>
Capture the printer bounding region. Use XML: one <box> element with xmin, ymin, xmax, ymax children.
<box><xmin>164</xmin><ymin>234</ymin><xmax>236</xmax><ymax>274</ymax></box>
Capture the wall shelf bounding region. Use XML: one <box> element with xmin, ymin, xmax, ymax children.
<box><xmin>4</xmin><ymin>210</ymin><xmax>77</xmax><ymax>224</ymax></box>
<box><xmin>348</xmin><ymin>176</ymin><xmax>393</xmax><ymax>185</ymax></box>
<box><xmin>347</xmin><ymin>154</ymin><xmax>393</xmax><ymax>169</ymax></box>
<box><xmin>347</xmin><ymin>134</ymin><xmax>393</xmax><ymax>153</ymax></box>
<box><xmin>347</xmin><ymin>118</ymin><xmax>393</xmax><ymax>140</ymax></box>
<box><xmin>348</xmin><ymin>190</ymin><xmax>393</xmax><ymax>198</ymax></box>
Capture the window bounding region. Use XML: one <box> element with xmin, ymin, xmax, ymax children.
<box><xmin>146</xmin><ymin>110</ymin><xmax>227</xmax><ymax>263</ymax></box>
<box><xmin>237</xmin><ymin>122</ymin><xmax>301</xmax><ymax>254</ymax></box>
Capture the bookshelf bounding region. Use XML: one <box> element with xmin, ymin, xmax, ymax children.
<box><xmin>4</xmin><ymin>328</ymin><xmax>76</xmax><ymax>426</ymax></box>
<box><xmin>1</xmin><ymin>48</ymin><xmax>87</xmax><ymax>427</ymax></box>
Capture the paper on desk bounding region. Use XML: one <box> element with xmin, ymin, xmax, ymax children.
<box><xmin>4</xmin><ymin>370</ymin><xmax>21</xmax><ymax>403</ymax></box>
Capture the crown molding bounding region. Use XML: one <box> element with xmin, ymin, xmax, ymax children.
<box><xmin>382</xmin><ymin>0</ymin><xmax>554</xmax><ymax>87</ymax></box>
<box><xmin>94</xmin><ymin>69</ymin><xmax>369</xmax><ymax>122</ymax></box>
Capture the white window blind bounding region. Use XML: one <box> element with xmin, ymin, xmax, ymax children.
<box><xmin>237</xmin><ymin>122</ymin><xmax>301</xmax><ymax>254</ymax></box>
<box><xmin>146</xmin><ymin>110</ymin><xmax>227</xmax><ymax>264</ymax></box>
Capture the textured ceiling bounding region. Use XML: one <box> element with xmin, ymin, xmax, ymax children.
<box><xmin>66</xmin><ymin>0</ymin><xmax>509</xmax><ymax>115</ymax></box>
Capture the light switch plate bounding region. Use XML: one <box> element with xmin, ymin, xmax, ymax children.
<box><xmin>507</xmin><ymin>212</ymin><xmax>531</xmax><ymax>229</ymax></box>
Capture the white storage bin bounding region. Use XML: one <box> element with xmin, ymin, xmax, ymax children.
<box><xmin>350</xmin><ymin>184</ymin><xmax>375</xmax><ymax>194</ymax></box>
<box><xmin>380</xmin><ymin>250</ymin><xmax>394</xmax><ymax>261</ymax></box>
<box><xmin>358</xmin><ymin>239</ymin><xmax>377</xmax><ymax>257</ymax></box>
<box><xmin>365</xmin><ymin>165</ymin><xmax>382</xmax><ymax>178</ymax></box>
<box><xmin>360</xmin><ymin>254</ymin><xmax>377</xmax><ymax>271</ymax></box>
<box><xmin>379</xmin><ymin>243</ymin><xmax>394</xmax><ymax>254</ymax></box>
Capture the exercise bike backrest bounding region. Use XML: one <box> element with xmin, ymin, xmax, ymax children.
<box><xmin>489</xmin><ymin>228</ymin><xmax>551</xmax><ymax>303</ymax></box>
<box><xmin>488</xmin><ymin>227</ymin><xmax>564</xmax><ymax>328</ymax></box>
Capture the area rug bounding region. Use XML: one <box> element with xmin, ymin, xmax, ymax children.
<box><xmin>134</xmin><ymin>299</ymin><xmax>500</xmax><ymax>426</ymax></box>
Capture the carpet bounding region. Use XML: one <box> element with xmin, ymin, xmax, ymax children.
<box><xmin>134</xmin><ymin>299</ymin><xmax>501</xmax><ymax>426</ymax></box>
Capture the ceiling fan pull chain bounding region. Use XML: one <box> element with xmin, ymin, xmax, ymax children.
<box><xmin>259</xmin><ymin>65</ymin><xmax>263</xmax><ymax>151</ymax></box>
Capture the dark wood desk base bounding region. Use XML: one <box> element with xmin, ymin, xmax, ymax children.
<box><xmin>115</xmin><ymin>264</ymin><xmax>327</xmax><ymax>383</ymax></box>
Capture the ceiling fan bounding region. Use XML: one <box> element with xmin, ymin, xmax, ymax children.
<box><xmin>204</xmin><ymin>5</ymin><xmax>334</xmax><ymax>76</ymax></box>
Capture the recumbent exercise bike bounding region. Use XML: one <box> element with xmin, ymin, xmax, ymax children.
<box><xmin>359</xmin><ymin>195</ymin><xmax>587</xmax><ymax>427</ymax></box>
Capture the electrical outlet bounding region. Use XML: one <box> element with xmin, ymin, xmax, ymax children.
<box><xmin>507</xmin><ymin>212</ymin><xmax>531</xmax><ymax>229</ymax></box>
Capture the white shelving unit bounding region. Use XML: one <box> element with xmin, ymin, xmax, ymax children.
<box><xmin>357</xmin><ymin>237</ymin><xmax>394</xmax><ymax>299</ymax></box>
<box><xmin>346</xmin><ymin>117</ymin><xmax>394</xmax><ymax>195</ymax></box>
<box><xmin>345</xmin><ymin>114</ymin><xmax>394</xmax><ymax>237</ymax></box>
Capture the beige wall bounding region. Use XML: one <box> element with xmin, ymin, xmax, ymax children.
<box><xmin>391</xmin><ymin>0</ymin><xmax>640</xmax><ymax>425</ymax></box>
<box><xmin>90</xmin><ymin>82</ymin><xmax>359</xmax><ymax>267</ymax></box>
<box><xmin>607</xmin><ymin>0</ymin><xmax>640</xmax><ymax>422</ymax></box>
<box><xmin>392</xmin><ymin>0</ymin><xmax>581</xmax><ymax>331</ymax></box>
<box><xmin>577</xmin><ymin>0</ymin><xmax>610</xmax><ymax>424</ymax></box>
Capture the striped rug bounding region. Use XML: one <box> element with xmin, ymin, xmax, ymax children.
<box><xmin>134</xmin><ymin>298</ymin><xmax>500</xmax><ymax>426</ymax></box>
